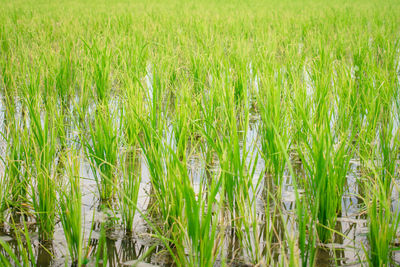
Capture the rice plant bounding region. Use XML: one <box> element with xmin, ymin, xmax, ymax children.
<box><xmin>364</xmin><ymin>175</ymin><xmax>400</xmax><ymax>266</ymax></box>
<box><xmin>165</xmin><ymin>148</ymin><xmax>223</xmax><ymax>267</ymax></box>
<box><xmin>258</xmin><ymin>67</ymin><xmax>290</xmax><ymax>187</ymax></box>
<box><xmin>85</xmin><ymin>103</ymin><xmax>118</xmax><ymax>202</ymax></box>
<box><xmin>58</xmin><ymin>150</ymin><xmax>85</xmax><ymax>265</ymax></box>
<box><xmin>2</xmin><ymin>123</ymin><xmax>28</xmax><ymax>213</ymax></box>
<box><xmin>25</xmin><ymin>79</ymin><xmax>58</xmax><ymax>241</ymax></box>
<box><xmin>296</xmin><ymin>103</ymin><xmax>353</xmax><ymax>243</ymax></box>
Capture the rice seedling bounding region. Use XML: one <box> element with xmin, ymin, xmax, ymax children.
<box><xmin>24</xmin><ymin>77</ymin><xmax>58</xmax><ymax>241</ymax></box>
<box><xmin>138</xmin><ymin>84</ymin><xmax>168</xmax><ymax>220</ymax></box>
<box><xmin>58</xmin><ymin>150</ymin><xmax>84</xmax><ymax>265</ymax></box>
<box><xmin>296</xmin><ymin>192</ymin><xmax>317</xmax><ymax>267</ymax></box>
<box><xmin>296</xmin><ymin>101</ymin><xmax>354</xmax><ymax>243</ymax></box>
<box><xmin>258</xmin><ymin>66</ymin><xmax>290</xmax><ymax>187</ymax></box>
<box><xmin>236</xmin><ymin>180</ymin><xmax>277</xmax><ymax>266</ymax></box>
<box><xmin>0</xmin><ymin>62</ymin><xmax>16</xmax><ymax>128</ymax></box>
<box><xmin>85</xmin><ymin>103</ymin><xmax>118</xmax><ymax>203</ymax></box>
<box><xmin>119</xmin><ymin>148</ymin><xmax>141</xmax><ymax>233</ymax></box>
<box><xmin>377</xmin><ymin>108</ymin><xmax>399</xmax><ymax>194</ymax></box>
<box><xmin>118</xmin><ymin>76</ymin><xmax>146</xmax><ymax>232</ymax></box>
<box><xmin>87</xmin><ymin>42</ymin><xmax>112</xmax><ymax>104</ymax></box>
<box><xmin>165</xmin><ymin>148</ymin><xmax>223</xmax><ymax>267</ymax></box>
<box><xmin>364</xmin><ymin>175</ymin><xmax>400</xmax><ymax>266</ymax></box>
<box><xmin>205</xmin><ymin>75</ymin><xmax>252</xmax><ymax>216</ymax></box>
<box><xmin>55</xmin><ymin>45</ymin><xmax>77</xmax><ymax>109</ymax></box>
<box><xmin>3</xmin><ymin>124</ymin><xmax>28</xmax><ymax>212</ymax></box>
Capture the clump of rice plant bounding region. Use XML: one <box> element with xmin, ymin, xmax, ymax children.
<box><xmin>58</xmin><ymin>150</ymin><xmax>85</xmax><ymax>265</ymax></box>
<box><xmin>138</xmin><ymin>63</ymin><xmax>183</xmax><ymax>231</ymax></box>
<box><xmin>204</xmin><ymin>76</ymin><xmax>252</xmax><ymax>217</ymax></box>
<box><xmin>56</xmin><ymin>45</ymin><xmax>77</xmax><ymax>109</ymax></box>
<box><xmin>377</xmin><ymin>108</ymin><xmax>399</xmax><ymax>194</ymax></box>
<box><xmin>258</xmin><ymin>68</ymin><xmax>290</xmax><ymax>187</ymax></box>
<box><xmin>89</xmin><ymin>42</ymin><xmax>112</xmax><ymax>103</ymax></box>
<box><xmin>25</xmin><ymin>81</ymin><xmax>58</xmax><ymax>241</ymax></box>
<box><xmin>3</xmin><ymin>123</ymin><xmax>28</xmax><ymax>212</ymax></box>
<box><xmin>168</xmin><ymin>150</ymin><xmax>223</xmax><ymax>267</ymax></box>
<box><xmin>118</xmin><ymin>82</ymin><xmax>145</xmax><ymax>232</ymax></box>
<box><xmin>1</xmin><ymin>62</ymin><xmax>17</xmax><ymax>127</ymax></box>
<box><xmin>296</xmin><ymin>192</ymin><xmax>317</xmax><ymax>267</ymax></box>
<box><xmin>85</xmin><ymin>103</ymin><xmax>118</xmax><ymax>202</ymax></box>
<box><xmin>119</xmin><ymin>148</ymin><xmax>141</xmax><ymax>233</ymax></box>
<box><xmin>297</xmin><ymin>105</ymin><xmax>353</xmax><ymax>243</ymax></box>
<box><xmin>364</xmin><ymin>176</ymin><xmax>400</xmax><ymax>266</ymax></box>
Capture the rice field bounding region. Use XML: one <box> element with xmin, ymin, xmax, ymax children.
<box><xmin>0</xmin><ymin>0</ymin><xmax>400</xmax><ymax>266</ymax></box>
